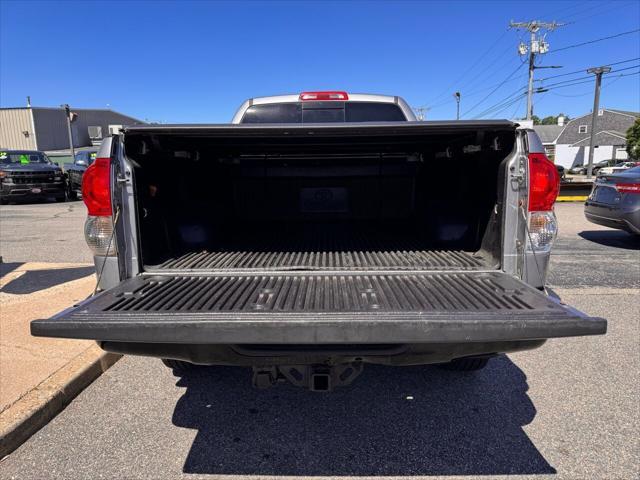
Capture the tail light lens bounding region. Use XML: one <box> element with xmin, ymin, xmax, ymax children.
<box><xmin>82</xmin><ymin>157</ymin><xmax>115</xmax><ymax>255</ymax></box>
<box><xmin>84</xmin><ymin>215</ymin><xmax>116</xmax><ymax>256</ymax></box>
<box><xmin>299</xmin><ymin>91</ymin><xmax>349</xmax><ymax>101</ymax></box>
<box><xmin>527</xmin><ymin>153</ymin><xmax>560</xmax><ymax>252</ymax></box>
<box><xmin>528</xmin><ymin>153</ymin><xmax>560</xmax><ymax>212</ymax></box>
<box><xmin>615</xmin><ymin>183</ymin><xmax>640</xmax><ymax>194</ymax></box>
<box><xmin>527</xmin><ymin>211</ymin><xmax>557</xmax><ymax>252</ymax></box>
<box><xmin>82</xmin><ymin>157</ymin><xmax>112</xmax><ymax>216</ymax></box>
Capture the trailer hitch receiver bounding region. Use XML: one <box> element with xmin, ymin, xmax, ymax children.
<box><xmin>251</xmin><ymin>363</ymin><xmax>363</xmax><ymax>391</ymax></box>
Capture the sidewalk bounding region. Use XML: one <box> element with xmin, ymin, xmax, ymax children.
<box><xmin>0</xmin><ymin>262</ymin><xmax>101</xmax><ymax>412</ymax></box>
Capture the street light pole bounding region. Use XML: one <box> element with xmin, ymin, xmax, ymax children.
<box><xmin>454</xmin><ymin>92</ymin><xmax>461</xmax><ymax>120</ymax></box>
<box><xmin>585</xmin><ymin>66</ymin><xmax>611</xmax><ymax>179</ymax></box>
<box><xmin>62</xmin><ymin>104</ymin><xmax>76</xmax><ymax>160</ymax></box>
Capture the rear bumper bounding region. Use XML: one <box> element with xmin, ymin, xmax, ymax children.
<box><xmin>99</xmin><ymin>339</ymin><xmax>548</xmax><ymax>366</ymax></box>
<box><xmin>1</xmin><ymin>182</ymin><xmax>65</xmax><ymax>199</ymax></box>
<box><xmin>584</xmin><ymin>202</ymin><xmax>640</xmax><ymax>234</ymax></box>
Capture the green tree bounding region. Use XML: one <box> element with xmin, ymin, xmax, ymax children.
<box><xmin>540</xmin><ymin>113</ymin><xmax>571</xmax><ymax>125</ymax></box>
<box><xmin>626</xmin><ymin>118</ymin><xmax>640</xmax><ymax>160</ymax></box>
<box><xmin>531</xmin><ymin>114</ymin><xmax>570</xmax><ymax>125</ymax></box>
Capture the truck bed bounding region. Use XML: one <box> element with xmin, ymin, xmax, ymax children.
<box><xmin>148</xmin><ymin>222</ymin><xmax>488</xmax><ymax>272</ymax></box>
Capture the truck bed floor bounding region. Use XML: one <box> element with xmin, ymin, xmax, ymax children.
<box><xmin>148</xmin><ymin>223</ymin><xmax>488</xmax><ymax>272</ymax></box>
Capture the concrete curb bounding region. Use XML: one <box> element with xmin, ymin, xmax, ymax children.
<box><xmin>557</xmin><ymin>195</ymin><xmax>588</xmax><ymax>202</ymax></box>
<box><xmin>0</xmin><ymin>345</ymin><xmax>121</xmax><ymax>458</ymax></box>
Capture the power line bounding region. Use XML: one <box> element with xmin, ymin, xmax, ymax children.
<box><xmin>473</xmin><ymin>85</ymin><xmax>527</xmax><ymax>115</ymax></box>
<box><xmin>539</xmin><ymin>64</ymin><xmax>639</xmax><ymax>89</ymax></box>
<box><xmin>541</xmin><ymin>71</ymin><xmax>639</xmax><ymax>97</ymax></box>
<box><xmin>541</xmin><ymin>70</ymin><xmax>639</xmax><ymax>92</ymax></box>
<box><xmin>420</xmin><ymin>29</ymin><xmax>512</xmax><ymax>108</ymax></box>
<box><xmin>425</xmin><ymin>69</ymin><xmax>527</xmax><ymax>110</ymax></box>
<box><xmin>474</xmin><ymin>91</ymin><xmax>528</xmax><ymax>119</ymax></box>
<box><xmin>535</xmin><ymin>57</ymin><xmax>640</xmax><ymax>82</ymax></box>
<box><xmin>549</xmin><ymin>28</ymin><xmax>640</xmax><ymax>54</ymax></box>
<box><xmin>556</xmin><ymin>1</ymin><xmax>620</xmax><ymax>24</ymax></box>
<box><xmin>461</xmin><ymin>62</ymin><xmax>526</xmax><ymax>117</ymax></box>
<box><xmin>509</xmin><ymin>95</ymin><xmax>526</xmax><ymax>119</ymax></box>
<box><xmin>486</xmin><ymin>94</ymin><xmax>528</xmax><ymax>119</ymax></box>
<box><xmin>472</xmin><ymin>82</ymin><xmax>529</xmax><ymax>118</ymax></box>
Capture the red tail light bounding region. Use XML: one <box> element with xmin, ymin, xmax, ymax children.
<box><xmin>82</xmin><ymin>157</ymin><xmax>112</xmax><ymax>216</ymax></box>
<box><xmin>615</xmin><ymin>183</ymin><xmax>640</xmax><ymax>194</ymax></box>
<box><xmin>528</xmin><ymin>153</ymin><xmax>560</xmax><ymax>212</ymax></box>
<box><xmin>299</xmin><ymin>91</ymin><xmax>349</xmax><ymax>101</ymax></box>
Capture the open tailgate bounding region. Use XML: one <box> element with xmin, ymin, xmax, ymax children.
<box><xmin>31</xmin><ymin>271</ymin><xmax>606</xmax><ymax>344</ymax></box>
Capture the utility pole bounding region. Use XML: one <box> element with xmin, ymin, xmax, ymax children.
<box><xmin>413</xmin><ymin>106</ymin><xmax>430</xmax><ymax>121</ymax></box>
<box><xmin>454</xmin><ymin>92</ymin><xmax>461</xmax><ymax>120</ymax></box>
<box><xmin>585</xmin><ymin>66</ymin><xmax>611</xmax><ymax>179</ymax></box>
<box><xmin>510</xmin><ymin>20</ymin><xmax>564</xmax><ymax>120</ymax></box>
<box><xmin>61</xmin><ymin>104</ymin><xmax>76</xmax><ymax>160</ymax></box>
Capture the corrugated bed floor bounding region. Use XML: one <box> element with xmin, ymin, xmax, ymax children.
<box><xmin>155</xmin><ymin>249</ymin><xmax>483</xmax><ymax>271</ymax></box>
<box><xmin>106</xmin><ymin>272</ymin><xmax>533</xmax><ymax>313</ymax></box>
<box><xmin>150</xmin><ymin>224</ymin><xmax>487</xmax><ymax>271</ymax></box>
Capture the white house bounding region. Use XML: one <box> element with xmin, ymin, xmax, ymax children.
<box><xmin>553</xmin><ymin>109</ymin><xmax>638</xmax><ymax>169</ymax></box>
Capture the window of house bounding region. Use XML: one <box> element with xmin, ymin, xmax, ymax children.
<box><xmin>578</xmin><ymin>125</ymin><xmax>588</xmax><ymax>134</ymax></box>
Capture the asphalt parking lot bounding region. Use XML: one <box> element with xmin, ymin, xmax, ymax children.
<box><xmin>0</xmin><ymin>200</ymin><xmax>91</xmax><ymax>264</ymax></box>
<box><xmin>0</xmin><ymin>201</ymin><xmax>638</xmax><ymax>479</ymax></box>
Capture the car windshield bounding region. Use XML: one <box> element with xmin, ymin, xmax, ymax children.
<box><xmin>76</xmin><ymin>151</ymin><xmax>97</xmax><ymax>164</ymax></box>
<box><xmin>0</xmin><ymin>151</ymin><xmax>50</xmax><ymax>165</ymax></box>
<box><xmin>241</xmin><ymin>102</ymin><xmax>407</xmax><ymax>123</ymax></box>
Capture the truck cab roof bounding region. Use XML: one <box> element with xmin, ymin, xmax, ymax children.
<box><xmin>231</xmin><ymin>92</ymin><xmax>417</xmax><ymax>124</ymax></box>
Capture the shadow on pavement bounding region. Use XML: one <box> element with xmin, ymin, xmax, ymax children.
<box><xmin>578</xmin><ymin>230</ymin><xmax>640</xmax><ymax>250</ymax></box>
<box><xmin>172</xmin><ymin>356</ymin><xmax>554</xmax><ymax>476</ymax></box>
<box><xmin>0</xmin><ymin>266</ymin><xmax>95</xmax><ymax>294</ymax></box>
<box><xmin>0</xmin><ymin>261</ymin><xmax>24</xmax><ymax>278</ymax></box>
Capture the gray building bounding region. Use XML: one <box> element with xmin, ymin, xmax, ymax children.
<box><xmin>554</xmin><ymin>109</ymin><xmax>638</xmax><ymax>168</ymax></box>
<box><xmin>0</xmin><ymin>107</ymin><xmax>143</xmax><ymax>151</ymax></box>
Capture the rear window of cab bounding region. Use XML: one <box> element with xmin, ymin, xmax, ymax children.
<box><xmin>241</xmin><ymin>102</ymin><xmax>407</xmax><ymax>123</ymax></box>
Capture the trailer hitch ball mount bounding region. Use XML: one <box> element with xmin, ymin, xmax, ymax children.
<box><xmin>252</xmin><ymin>363</ymin><xmax>363</xmax><ymax>391</ymax></box>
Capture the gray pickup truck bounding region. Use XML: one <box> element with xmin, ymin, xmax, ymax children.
<box><xmin>32</xmin><ymin>92</ymin><xmax>606</xmax><ymax>391</ymax></box>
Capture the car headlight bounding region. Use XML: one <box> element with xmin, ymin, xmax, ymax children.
<box><xmin>54</xmin><ymin>176</ymin><xmax>62</xmax><ymax>181</ymax></box>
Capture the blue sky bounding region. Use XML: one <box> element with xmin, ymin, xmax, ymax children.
<box><xmin>1</xmin><ymin>0</ymin><xmax>639</xmax><ymax>123</ymax></box>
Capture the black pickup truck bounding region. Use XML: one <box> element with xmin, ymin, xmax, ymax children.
<box><xmin>0</xmin><ymin>150</ymin><xmax>66</xmax><ymax>203</ymax></box>
<box><xmin>65</xmin><ymin>149</ymin><xmax>98</xmax><ymax>200</ymax></box>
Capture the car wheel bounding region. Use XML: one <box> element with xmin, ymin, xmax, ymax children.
<box><xmin>161</xmin><ymin>358</ymin><xmax>196</xmax><ymax>372</ymax></box>
<box><xmin>438</xmin><ymin>357</ymin><xmax>490</xmax><ymax>371</ymax></box>
<box><xmin>67</xmin><ymin>185</ymin><xmax>78</xmax><ymax>201</ymax></box>
<box><xmin>0</xmin><ymin>198</ymin><xmax>7</xmax><ymax>205</ymax></box>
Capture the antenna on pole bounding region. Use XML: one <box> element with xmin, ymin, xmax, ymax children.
<box><xmin>413</xmin><ymin>106</ymin><xmax>431</xmax><ymax>121</ymax></box>
<box><xmin>510</xmin><ymin>20</ymin><xmax>565</xmax><ymax>120</ymax></box>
